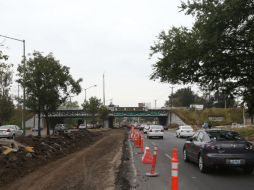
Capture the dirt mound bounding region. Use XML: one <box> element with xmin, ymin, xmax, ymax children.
<box><xmin>0</xmin><ymin>130</ymin><xmax>102</xmax><ymax>188</ymax></box>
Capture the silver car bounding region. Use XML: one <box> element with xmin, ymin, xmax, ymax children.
<box><xmin>0</xmin><ymin>125</ymin><xmax>23</xmax><ymax>139</ymax></box>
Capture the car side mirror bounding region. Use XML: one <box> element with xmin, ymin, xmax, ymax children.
<box><xmin>187</xmin><ymin>137</ymin><xmax>193</xmax><ymax>142</ymax></box>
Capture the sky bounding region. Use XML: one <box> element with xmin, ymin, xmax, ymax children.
<box><xmin>0</xmin><ymin>0</ymin><xmax>194</xmax><ymax>108</ymax></box>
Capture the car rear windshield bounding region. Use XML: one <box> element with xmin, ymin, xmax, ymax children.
<box><xmin>182</xmin><ymin>126</ymin><xmax>192</xmax><ymax>129</ymax></box>
<box><xmin>207</xmin><ymin>131</ymin><xmax>243</xmax><ymax>141</ymax></box>
<box><xmin>0</xmin><ymin>125</ymin><xmax>13</xmax><ymax>129</ymax></box>
<box><xmin>151</xmin><ymin>125</ymin><xmax>163</xmax><ymax>129</ymax></box>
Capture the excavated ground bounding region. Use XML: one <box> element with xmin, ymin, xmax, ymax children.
<box><xmin>0</xmin><ymin>128</ymin><xmax>130</xmax><ymax>190</ymax></box>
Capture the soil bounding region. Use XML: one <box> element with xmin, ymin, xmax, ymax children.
<box><xmin>0</xmin><ymin>128</ymin><xmax>129</xmax><ymax>190</ymax></box>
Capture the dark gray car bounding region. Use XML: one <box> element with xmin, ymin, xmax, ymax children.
<box><xmin>183</xmin><ymin>129</ymin><xmax>254</xmax><ymax>174</ymax></box>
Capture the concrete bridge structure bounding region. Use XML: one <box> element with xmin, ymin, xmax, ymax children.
<box><xmin>26</xmin><ymin>107</ymin><xmax>186</xmax><ymax>129</ymax></box>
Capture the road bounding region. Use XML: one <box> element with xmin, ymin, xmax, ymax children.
<box><xmin>130</xmin><ymin>130</ymin><xmax>254</xmax><ymax>190</ymax></box>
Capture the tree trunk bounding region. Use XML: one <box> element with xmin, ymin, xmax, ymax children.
<box><xmin>38</xmin><ymin>111</ymin><xmax>41</xmax><ymax>137</ymax></box>
<box><xmin>45</xmin><ymin>113</ymin><xmax>50</xmax><ymax>136</ymax></box>
<box><xmin>251</xmin><ymin>114</ymin><xmax>253</xmax><ymax>124</ymax></box>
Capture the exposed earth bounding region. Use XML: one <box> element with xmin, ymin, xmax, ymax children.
<box><xmin>0</xmin><ymin>128</ymin><xmax>130</xmax><ymax>190</ymax></box>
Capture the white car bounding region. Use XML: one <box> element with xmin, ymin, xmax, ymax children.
<box><xmin>0</xmin><ymin>125</ymin><xmax>23</xmax><ymax>139</ymax></box>
<box><xmin>176</xmin><ymin>125</ymin><xmax>194</xmax><ymax>138</ymax></box>
<box><xmin>79</xmin><ymin>124</ymin><xmax>86</xmax><ymax>130</ymax></box>
<box><xmin>143</xmin><ymin>125</ymin><xmax>150</xmax><ymax>134</ymax></box>
<box><xmin>147</xmin><ymin>125</ymin><xmax>164</xmax><ymax>139</ymax></box>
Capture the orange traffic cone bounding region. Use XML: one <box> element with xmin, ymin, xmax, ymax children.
<box><xmin>171</xmin><ymin>148</ymin><xmax>179</xmax><ymax>190</ymax></box>
<box><xmin>142</xmin><ymin>147</ymin><xmax>153</xmax><ymax>164</ymax></box>
<box><xmin>138</xmin><ymin>136</ymin><xmax>144</xmax><ymax>154</ymax></box>
<box><xmin>146</xmin><ymin>146</ymin><xmax>159</xmax><ymax>177</ymax></box>
<box><xmin>136</xmin><ymin>132</ymin><xmax>141</xmax><ymax>148</ymax></box>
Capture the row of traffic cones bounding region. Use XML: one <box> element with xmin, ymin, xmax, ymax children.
<box><xmin>130</xmin><ymin>127</ymin><xmax>159</xmax><ymax>177</ymax></box>
<box><xmin>130</xmin><ymin>127</ymin><xmax>179</xmax><ymax>189</ymax></box>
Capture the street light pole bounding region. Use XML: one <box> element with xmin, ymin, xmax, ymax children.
<box><xmin>0</xmin><ymin>34</ymin><xmax>26</xmax><ymax>135</ymax></box>
<box><xmin>84</xmin><ymin>84</ymin><xmax>97</xmax><ymax>127</ymax></box>
<box><xmin>169</xmin><ymin>86</ymin><xmax>174</xmax><ymax>127</ymax></box>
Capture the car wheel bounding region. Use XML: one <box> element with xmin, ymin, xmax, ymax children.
<box><xmin>198</xmin><ymin>155</ymin><xmax>209</xmax><ymax>173</ymax></box>
<box><xmin>183</xmin><ymin>149</ymin><xmax>189</xmax><ymax>162</ymax></box>
<box><xmin>176</xmin><ymin>134</ymin><xmax>178</xmax><ymax>138</ymax></box>
<box><xmin>243</xmin><ymin>167</ymin><xmax>253</xmax><ymax>175</ymax></box>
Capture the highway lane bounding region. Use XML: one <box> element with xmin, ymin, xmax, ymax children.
<box><xmin>130</xmin><ymin>130</ymin><xmax>254</xmax><ymax>190</ymax></box>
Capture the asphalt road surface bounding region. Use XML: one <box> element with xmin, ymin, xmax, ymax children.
<box><xmin>130</xmin><ymin>130</ymin><xmax>254</xmax><ymax>190</ymax></box>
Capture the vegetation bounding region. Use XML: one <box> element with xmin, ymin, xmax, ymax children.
<box><xmin>82</xmin><ymin>97</ymin><xmax>109</xmax><ymax>127</ymax></box>
<box><xmin>174</xmin><ymin>108</ymin><xmax>243</xmax><ymax>126</ymax></box>
<box><xmin>17</xmin><ymin>51</ymin><xmax>82</xmax><ymax>136</ymax></box>
<box><xmin>150</xmin><ymin>0</ymin><xmax>254</xmax><ymax>123</ymax></box>
<box><xmin>0</xmin><ymin>50</ymin><xmax>14</xmax><ymax>125</ymax></box>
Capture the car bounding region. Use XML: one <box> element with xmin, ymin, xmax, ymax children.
<box><xmin>176</xmin><ymin>125</ymin><xmax>194</xmax><ymax>138</ymax></box>
<box><xmin>78</xmin><ymin>124</ymin><xmax>86</xmax><ymax>130</ymax></box>
<box><xmin>0</xmin><ymin>125</ymin><xmax>23</xmax><ymax>139</ymax></box>
<box><xmin>32</xmin><ymin>127</ymin><xmax>43</xmax><ymax>132</ymax></box>
<box><xmin>183</xmin><ymin>129</ymin><xmax>254</xmax><ymax>174</ymax></box>
<box><xmin>139</xmin><ymin>124</ymin><xmax>147</xmax><ymax>131</ymax></box>
<box><xmin>54</xmin><ymin>124</ymin><xmax>67</xmax><ymax>133</ymax></box>
<box><xmin>147</xmin><ymin>125</ymin><xmax>164</xmax><ymax>139</ymax></box>
<box><xmin>143</xmin><ymin>125</ymin><xmax>150</xmax><ymax>134</ymax></box>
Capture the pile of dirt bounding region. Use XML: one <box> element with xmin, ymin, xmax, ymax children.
<box><xmin>115</xmin><ymin>128</ymin><xmax>131</xmax><ymax>190</ymax></box>
<box><xmin>0</xmin><ymin>129</ymin><xmax>102</xmax><ymax>188</ymax></box>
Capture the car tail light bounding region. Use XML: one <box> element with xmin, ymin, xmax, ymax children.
<box><xmin>245</xmin><ymin>144</ymin><xmax>253</xmax><ymax>150</ymax></box>
<box><xmin>7</xmin><ymin>129</ymin><xmax>11</xmax><ymax>132</ymax></box>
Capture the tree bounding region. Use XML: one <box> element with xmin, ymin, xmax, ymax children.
<box><xmin>150</xmin><ymin>0</ymin><xmax>254</xmax><ymax>122</ymax></box>
<box><xmin>17</xmin><ymin>51</ymin><xmax>82</xmax><ymax>136</ymax></box>
<box><xmin>0</xmin><ymin>51</ymin><xmax>14</xmax><ymax>125</ymax></box>
<box><xmin>98</xmin><ymin>105</ymin><xmax>109</xmax><ymax>127</ymax></box>
<box><xmin>165</xmin><ymin>87</ymin><xmax>205</xmax><ymax>107</ymax></box>
<box><xmin>58</xmin><ymin>101</ymin><xmax>80</xmax><ymax>110</ymax></box>
<box><xmin>82</xmin><ymin>97</ymin><xmax>108</xmax><ymax>127</ymax></box>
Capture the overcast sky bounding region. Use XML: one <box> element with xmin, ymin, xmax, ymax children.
<box><xmin>0</xmin><ymin>0</ymin><xmax>194</xmax><ymax>108</ymax></box>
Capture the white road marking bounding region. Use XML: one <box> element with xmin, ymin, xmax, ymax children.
<box><xmin>165</xmin><ymin>153</ymin><xmax>172</xmax><ymax>160</ymax></box>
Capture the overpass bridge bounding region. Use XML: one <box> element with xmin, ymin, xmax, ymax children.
<box><xmin>39</xmin><ymin>107</ymin><xmax>171</xmax><ymax>128</ymax></box>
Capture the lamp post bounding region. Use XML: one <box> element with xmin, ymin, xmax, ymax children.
<box><xmin>84</xmin><ymin>84</ymin><xmax>97</xmax><ymax>127</ymax></box>
<box><xmin>0</xmin><ymin>34</ymin><xmax>26</xmax><ymax>135</ymax></box>
<box><xmin>169</xmin><ymin>86</ymin><xmax>174</xmax><ymax>127</ymax></box>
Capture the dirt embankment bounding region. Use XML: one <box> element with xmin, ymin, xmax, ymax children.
<box><xmin>0</xmin><ymin>129</ymin><xmax>128</xmax><ymax>190</ymax></box>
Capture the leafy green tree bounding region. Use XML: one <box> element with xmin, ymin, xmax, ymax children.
<box><xmin>98</xmin><ymin>105</ymin><xmax>109</xmax><ymax>127</ymax></box>
<box><xmin>0</xmin><ymin>51</ymin><xmax>14</xmax><ymax>125</ymax></box>
<box><xmin>17</xmin><ymin>51</ymin><xmax>82</xmax><ymax>136</ymax></box>
<box><xmin>165</xmin><ymin>87</ymin><xmax>205</xmax><ymax>107</ymax></box>
<box><xmin>82</xmin><ymin>97</ymin><xmax>108</xmax><ymax>127</ymax></box>
<box><xmin>59</xmin><ymin>101</ymin><xmax>80</xmax><ymax>110</ymax></box>
<box><xmin>150</xmin><ymin>0</ymin><xmax>254</xmax><ymax>122</ymax></box>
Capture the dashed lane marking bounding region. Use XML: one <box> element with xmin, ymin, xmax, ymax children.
<box><xmin>165</xmin><ymin>153</ymin><xmax>172</xmax><ymax>160</ymax></box>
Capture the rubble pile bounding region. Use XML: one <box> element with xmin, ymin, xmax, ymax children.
<box><xmin>0</xmin><ymin>130</ymin><xmax>102</xmax><ymax>187</ymax></box>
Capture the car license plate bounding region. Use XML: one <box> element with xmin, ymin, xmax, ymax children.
<box><xmin>155</xmin><ymin>130</ymin><xmax>160</xmax><ymax>132</ymax></box>
<box><xmin>227</xmin><ymin>159</ymin><xmax>242</xmax><ymax>165</ymax></box>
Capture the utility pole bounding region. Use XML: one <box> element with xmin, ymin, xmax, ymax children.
<box><xmin>103</xmin><ymin>73</ymin><xmax>105</xmax><ymax>105</ymax></box>
<box><xmin>155</xmin><ymin>99</ymin><xmax>157</xmax><ymax>109</ymax></box>
<box><xmin>169</xmin><ymin>86</ymin><xmax>174</xmax><ymax>126</ymax></box>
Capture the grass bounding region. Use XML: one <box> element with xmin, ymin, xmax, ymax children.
<box><xmin>234</xmin><ymin>127</ymin><xmax>254</xmax><ymax>140</ymax></box>
<box><xmin>174</xmin><ymin>108</ymin><xmax>243</xmax><ymax>126</ymax></box>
